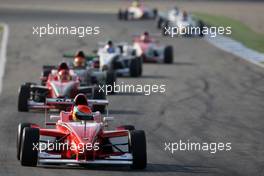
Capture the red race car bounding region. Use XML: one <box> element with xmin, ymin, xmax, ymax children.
<box><xmin>18</xmin><ymin>62</ymin><xmax>106</xmax><ymax>112</ymax></box>
<box><xmin>17</xmin><ymin>94</ymin><xmax>147</xmax><ymax>169</ymax></box>
<box><xmin>133</xmin><ymin>32</ymin><xmax>173</xmax><ymax>63</ymax></box>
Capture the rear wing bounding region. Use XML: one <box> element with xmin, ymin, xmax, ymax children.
<box><xmin>44</xmin><ymin>98</ymin><xmax>109</xmax><ymax>126</ymax></box>
<box><xmin>63</xmin><ymin>53</ymin><xmax>97</xmax><ymax>61</ymax></box>
<box><xmin>45</xmin><ymin>98</ymin><xmax>109</xmax><ymax>106</ymax></box>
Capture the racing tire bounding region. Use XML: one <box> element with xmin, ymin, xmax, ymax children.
<box><xmin>41</xmin><ymin>65</ymin><xmax>55</xmax><ymax>85</ymax></box>
<box><xmin>124</xmin><ymin>10</ymin><xmax>129</xmax><ymax>21</ymax></box>
<box><xmin>198</xmin><ymin>20</ymin><xmax>205</xmax><ymax>37</ymax></box>
<box><xmin>138</xmin><ymin>57</ymin><xmax>143</xmax><ymax>76</ymax></box>
<box><xmin>106</xmin><ymin>71</ymin><xmax>116</xmax><ymax>94</ymax></box>
<box><xmin>153</xmin><ymin>8</ymin><xmax>158</xmax><ymax>19</ymax></box>
<box><xmin>157</xmin><ymin>17</ymin><xmax>163</xmax><ymax>29</ymax></box>
<box><xmin>17</xmin><ymin>123</ymin><xmax>32</xmax><ymax>160</ymax></box>
<box><xmin>129</xmin><ymin>130</ymin><xmax>147</xmax><ymax>169</ymax></box>
<box><xmin>18</xmin><ymin>84</ymin><xmax>30</xmax><ymax>112</ymax></box>
<box><xmin>20</xmin><ymin>127</ymin><xmax>39</xmax><ymax>166</ymax></box>
<box><xmin>129</xmin><ymin>58</ymin><xmax>140</xmax><ymax>77</ymax></box>
<box><xmin>118</xmin><ymin>9</ymin><xmax>123</xmax><ymax>20</ymax></box>
<box><xmin>92</xmin><ymin>87</ymin><xmax>107</xmax><ymax>113</ymax></box>
<box><xmin>162</xmin><ymin>21</ymin><xmax>169</xmax><ymax>36</ymax></box>
<box><xmin>164</xmin><ymin>46</ymin><xmax>173</xmax><ymax>64</ymax></box>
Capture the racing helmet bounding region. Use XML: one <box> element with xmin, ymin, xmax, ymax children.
<box><xmin>106</xmin><ymin>40</ymin><xmax>115</xmax><ymax>53</ymax></box>
<box><xmin>74</xmin><ymin>50</ymin><xmax>86</xmax><ymax>67</ymax></box>
<box><xmin>141</xmin><ymin>31</ymin><xmax>150</xmax><ymax>42</ymax></box>
<box><xmin>58</xmin><ymin>62</ymin><xmax>69</xmax><ymax>71</ymax></box>
<box><xmin>74</xmin><ymin>57</ymin><xmax>85</xmax><ymax>67</ymax></box>
<box><xmin>58</xmin><ymin>69</ymin><xmax>71</xmax><ymax>82</ymax></box>
<box><xmin>74</xmin><ymin>93</ymin><xmax>88</xmax><ymax>106</ymax></box>
<box><xmin>75</xmin><ymin>50</ymin><xmax>85</xmax><ymax>58</ymax></box>
<box><xmin>72</xmin><ymin>105</ymin><xmax>93</xmax><ymax>121</ymax></box>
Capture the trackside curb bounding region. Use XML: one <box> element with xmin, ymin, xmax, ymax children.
<box><xmin>205</xmin><ymin>34</ymin><xmax>264</xmax><ymax>69</ymax></box>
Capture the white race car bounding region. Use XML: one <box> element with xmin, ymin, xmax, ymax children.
<box><xmin>97</xmin><ymin>41</ymin><xmax>143</xmax><ymax>77</ymax></box>
<box><xmin>157</xmin><ymin>8</ymin><xmax>204</xmax><ymax>37</ymax></box>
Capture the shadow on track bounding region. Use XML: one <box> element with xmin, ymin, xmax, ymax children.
<box><xmin>39</xmin><ymin>163</ymin><xmax>215</xmax><ymax>174</ymax></box>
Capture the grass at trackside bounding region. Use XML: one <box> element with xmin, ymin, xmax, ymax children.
<box><xmin>193</xmin><ymin>12</ymin><xmax>264</xmax><ymax>53</ymax></box>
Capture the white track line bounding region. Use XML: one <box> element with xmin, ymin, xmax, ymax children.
<box><xmin>205</xmin><ymin>34</ymin><xmax>264</xmax><ymax>68</ymax></box>
<box><xmin>0</xmin><ymin>23</ymin><xmax>9</xmax><ymax>94</ymax></box>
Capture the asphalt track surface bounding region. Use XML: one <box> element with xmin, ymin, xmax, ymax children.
<box><xmin>0</xmin><ymin>8</ymin><xmax>264</xmax><ymax>176</ymax></box>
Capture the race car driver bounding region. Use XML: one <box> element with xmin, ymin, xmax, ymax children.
<box><xmin>58</xmin><ymin>69</ymin><xmax>71</xmax><ymax>82</ymax></box>
<box><xmin>73</xmin><ymin>50</ymin><xmax>86</xmax><ymax>68</ymax></box>
<box><xmin>57</xmin><ymin>62</ymin><xmax>72</xmax><ymax>82</ymax></box>
<box><xmin>71</xmin><ymin>94</ymin><xmax>93</xmax><ymax>121</ymax></box>
<box><xmin>140</xmin><ymin>31</ymin><xmax>151</xmax><ymax>43</ymax></box>
<box><xmin>105</xmin><ymin>40</ymin><xmax>116</xmax><ymax>53</ymax></box>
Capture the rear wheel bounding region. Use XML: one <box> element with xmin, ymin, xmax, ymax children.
<box><xmin>198</xmin><ymin>20</ymin><xmax>205</xmax><ymax>37</ymax></box>
<box><xmin>138</xmin><ymin>57</ymin><xmax>143</xmax><ymax>76</ymax></box>
<box><xmin>92</xmin><ymin>87</ymin><xmax>106</xmax><ymax>113</ymax></box>
<box><xmin>164</xmin><ymin>46</ymin><xmax>173</xmax><ymax>64</ymax></box>
<box><xmin>118</xmin><ymin>9</ymin><xmax>123</xmax><ymax>20</ymax></box>
<box><xmin>18</xmin><ymin>84</ymin><xmax>30</xmax><ymax>112</ymax></box>
<box><xmin>106</xmin><ymin>71</ymin><xmax>116</xmax><ymax>94</ymax></box>
<box><xmin>157</xmin><ymin>17</ymin><xmax>163</xmax><ymax>29</ymax></box>
<box><xmin>17</xmin><ymin>123</ymin><xmax>31</xmax><ymax>160</ymax></box>
<box><xmin>20</xmin><ymin>127</ymin><xmax>39</xmax><ymax>166</ymax></box>
<box><xmin>41</xmin><ymin>65</ymin><xmax>55</xmax><ymax>85</ymax></box>
<box><xmin>162</xmin><ymin>21</ymin><xmax>169</xmax><ymax>36</ymax></box>
<box><xmin>124</xmin><ymin>10</ymin><xmax>129</xmax><ymax>20</ymax></box>
<box><xmin>129</xmin><ymin>130</ymin><xmax>147</xmax><ymax>169</ymax></box>
<box><xmin>153</xmin><ymin>8</ymin><xmax>158</xmax><ymax>19</ymax></box>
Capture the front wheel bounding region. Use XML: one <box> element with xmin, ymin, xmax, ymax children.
<box><xmin>129</xmin><ymin>130</ymin><xmax>147</xmax><ymax>169</ymax></box>
<box><xmin>17</xmin><ymin>123</ymin><xmax>32</xmax><ymax>160</ymax></box>
<box><xmin>164</xmin><ymin>46</ymin><xmax>173</xmax><ymax>64</ymax></box>
<box><xmin>129</xmin><ymin>58</ymin><xmax>140</xmax><ymax>77</ymax></box>
<box><xmin>18</xmin><ymin>84</ymin><xmax>30</xmax><ymax>112</ymax></box>
<box><xmin>20</xmin><ymin>127</ymin><xmax>39</xmax><ymax>166</ymax></box>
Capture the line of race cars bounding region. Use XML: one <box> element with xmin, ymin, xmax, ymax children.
<box><xmin>16</xmin><ymin>0</ymin><xmax>200</xmax><ymax>170</ymax></box>
<box><xmin>118</xmin><ymin>1</ymin><xmax>205</xmax><ymax>37</ymax></box>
